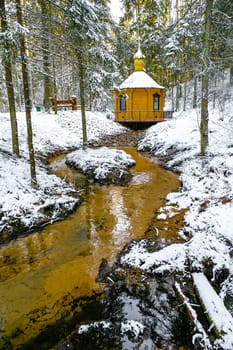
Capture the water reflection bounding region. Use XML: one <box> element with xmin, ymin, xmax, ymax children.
<box><xmin>110</xmin><ymin>189</ymin><xmax>131</xmax><ymax>245</ymax></box>
<box><xmin>0</xmin><ymin>147</ymin><xmax>180</xmax><ymax>349</ymax></box>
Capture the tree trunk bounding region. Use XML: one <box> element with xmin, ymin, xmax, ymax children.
<box><xmin>171</xmin><ymin>84</ymin><xmax>174</xmax><ymax>112</ymax></box>
<box><xmin>77</xmin><ymin>49</ymin><xmax>87</xmax><ymax>147</ymax></box>
<box><xmin>0</xmin><ymin>0</ymin><xmax>19</xmax><ymax>156</ymax></box>
<box><xmin>212</xmin><ymin>73</ymin><xmax>217</xmax><ymax>109</ymax></box>
<box><xmin>193</xmin><ymin>74</ymin><xmax>197</xmax><ymax>109</ymax></box>
<box><xmin>16</xmin><ymin>69</ymin><xmax>23</xmax><ymax>111</ymax></box>
<box><xmin>183</xmin><ymin>80</ymin><xmax>187</xmax><ymax>111</ymax></box>
<box><xmin>230</xmin><ymin>65</ymin><xmax>233</xmax><ymax>86</ymax></box>
<box><xmin>52</xmin><ymin>50</ymin><xmax>57</xmax><ymax>114</ymax></box>
<box><xmin>16</xmin><ymin>0</ymin><xmax>37</xmax><ymax>187</ymax></box>
<box><xmin>38</xmin><ymin>0</ymin><xmax>52</xmax><ymax>111</ymax></box>
<box><xmin>200</xmin><ymin>0</ymin><xmax>213</xmax><ymax>157</ymax></box>
<box><xmin>175</xmin><ymin>82</ymin><xmax>180</xmax><ymax>111</ymax></box>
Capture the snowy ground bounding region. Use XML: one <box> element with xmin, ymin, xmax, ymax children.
<box><xmin>1</xmin><ymin>82</ymin><xmax>233</xmax><ymax>347</ymax></box>
<box><xmin>66</xmin><ymin>146</ymin><xmax>135</xmax><ymax>185</ymax></box>
<box><xmin>133</xmin><ymin>104</ymin><xmax>233</xmax><ymax>279</ymax></box>
<box><xmin>124</xmin><ymin>87</ymin><xmax>233</xmax><ymax>347</ymax></box>
<box><xmin>0</xmin><ymin>110</ymin><xmax>127</xmax><ymax>239</ymax></box>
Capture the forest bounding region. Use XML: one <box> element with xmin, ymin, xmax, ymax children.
<box><xmin>1</xmin><ymin>1</ymin><xmax>233</xmax><ymax>349</ymax></box>
<box><xmin>1</xmin><ymin>0</ymin><xmax>233</xmax><ymax>110</ymax></box>
<box><xmin>1</xmin><ymin>0</ymin><xmax>233</xmax><ymax>165</ymax></box>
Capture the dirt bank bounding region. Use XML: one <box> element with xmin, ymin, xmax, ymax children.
<box><xmin>92</xmin><ymin>128</ymin><xmax>145</xmax><ymax>148</ymax></box>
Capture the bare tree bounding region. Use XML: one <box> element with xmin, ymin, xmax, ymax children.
<box><xmin>16</xmin><ymin>0</ymin><xmax>37</xmax><ymax>187</ymax></box>
<box><xmin>200</xmin><ymin>0</ymin><xmax>213</xmax><ymax>156</ymax></box>
<box><xmin>38</xmin><ymin>0</ymin><xmax>53</xmax><ymax>112</ymax></box>
<box><xmin>0</xmin><ymin>0</ymin><xmax>19</xmax><ymax>156</ymax></box>
<box><xmin>77</xmin><ymin>46</ymin><xmax>87</xmax><ymax>146</ymax></box>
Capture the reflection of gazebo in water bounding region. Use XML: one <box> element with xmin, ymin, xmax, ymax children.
<box><xmin>112</xmin><ymin>44</ymin><xmax>172</xmax><ymax>126</ymax></box>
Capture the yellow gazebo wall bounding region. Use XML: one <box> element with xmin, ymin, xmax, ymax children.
<box><xmin>113</xmin><ymin>88</ymin><xmax>165</xmax><ymax>122</ymax></box>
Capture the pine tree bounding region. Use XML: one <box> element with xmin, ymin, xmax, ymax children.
<box><xmin>211</xmin><ymin>0</ymin><xmax>233</xmax><ymax>84</ymax></box>
<box><xmin>120</xmin><ymin>0</ymin><xmax>171</xmax><ymax>83</ymax></box>
<box><xmin>65</xmin><ymin>0</ymin><xmax>117</xmax><ymax>145</ymax></box>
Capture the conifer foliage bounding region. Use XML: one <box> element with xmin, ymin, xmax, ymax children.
<box><xmin>0</xmin><ymin>0</ymin><xmax>233</xmax><ymax>161</ymax></box>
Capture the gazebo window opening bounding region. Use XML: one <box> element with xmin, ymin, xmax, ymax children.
<box><xmin>153</xmin><ymin>93</ymin><xmax>160</xmax><ymax>111</ymax></box>
<box><xmin>120</xmin><ymin>95</ymin><xmax>126</xmax><ymax>111</ymax></box>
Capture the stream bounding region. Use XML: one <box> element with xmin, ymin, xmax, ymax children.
<box><xmin>0</xmin><ymin>147</ymin><xmax>181</xmax><ymax>349</ymax></box>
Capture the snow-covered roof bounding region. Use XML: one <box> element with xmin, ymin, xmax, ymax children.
<box><xmin>119</xmin><ymin>71</ymin><xmax>165</xmax><ymax>90</ymax></box>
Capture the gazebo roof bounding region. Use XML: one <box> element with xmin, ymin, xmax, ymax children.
<box><xmin>119</xmin><ymin>71</ymin><xmax>164</xmax><ymax>90</ymax></box>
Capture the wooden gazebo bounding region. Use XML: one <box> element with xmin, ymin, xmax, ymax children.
<box><xmin>112</xmin><ymin>45</ymin><xmax>172</xmax><ymax>125</ymax></box>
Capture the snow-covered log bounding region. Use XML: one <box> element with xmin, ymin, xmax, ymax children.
<box><xmin>192</xmin><ymin>272</ymin><xmax>233</xmax><ymax>348</ymax></box>
<box><xmin>175</xmin><ymin>281</ymin><xmax>212</xmax><ymax>349</ymax></box>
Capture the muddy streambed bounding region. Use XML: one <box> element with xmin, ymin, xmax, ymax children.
<box><xmin>0</xmin><ymin>147</ymin><xmax>182</xmax><ymax>349</ymax></box>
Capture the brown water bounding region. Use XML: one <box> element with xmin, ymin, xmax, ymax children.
<box><xmin>0</xmin><ymin>147</ymin><xmax>180</xmax><ymax>349</ymax></box>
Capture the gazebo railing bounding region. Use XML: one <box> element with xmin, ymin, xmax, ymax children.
<box><xmin>114</xmin><ymin>110</ymin><xmax>173</xmax><ymax>122</ymax></box>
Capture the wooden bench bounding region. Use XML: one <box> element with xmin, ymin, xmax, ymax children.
<box><xmin>52</xmin><ymin>97</ymin><xmax>79</xmax><ymax>112</ymax></box>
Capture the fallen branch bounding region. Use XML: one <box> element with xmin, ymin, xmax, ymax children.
<box><xmin>192</xmin><ymin>272</ymin><xmax>233</xmax><ymax>348</ymax></box>
<box><xmin>175</xmin><ymin>281</ymin><xmax>212</xmax><ymax>349</ymax></box>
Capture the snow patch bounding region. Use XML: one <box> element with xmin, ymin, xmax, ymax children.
<box><xmin>66</xmin><ymin>146</ymin><xmax>135</xmax><ymax>183</ymax></box>
<box><xmin>0</xmin><ymin>111</ymin><xmax>129</xmax><ymax>236</ymax></box>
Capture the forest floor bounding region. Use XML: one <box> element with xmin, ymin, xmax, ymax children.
<box><xmin>0</xmin><ymin>111</ymin><xmax>131</xmax><ymax>242</ymax></box>
<box><xmin>94</xmin><ymin>127</ymin><xmax>145</xmax><ymax>147</ymax></box>
<box><xmin>52</xmin><ymin>81</ymin><xmax>233</xmax><ymax>348</ymax></box>
<box><xmin>53</xmin><ymin>103</ymin><xmax>233</xmax><ymax>349</ymax></box>
<box><xmin>1</xmin><ymin>78</ymin><xmax>233</xmax><ymax>348</ymax></box>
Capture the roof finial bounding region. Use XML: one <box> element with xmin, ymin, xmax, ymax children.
<box><xmin>137</xmin><ymin>34</ymin><xmax>141</xmax><ymax>54</ymax></box>
<box><xmin>135</xmin><ymin>1</ymin><xmax>142</xmax><ymax>56</ymax></box>
<box><xmin>134</xmin><ymin>37</ymin><xmax>143</xmax><ymax>59</ymax></box>
<box><xmin>133</xmin><ymin>45</ymin><xmax>145</xmax><ymax>71</ymax></box>
<box><xmin>133</xmin><ymin>1</ymin><xmax>144</xmax><ymax>70</ymax></box>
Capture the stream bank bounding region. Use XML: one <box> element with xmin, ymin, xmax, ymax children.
<box><xmin>48</xmin><ymin>138</ymin><xmax>195</xmax><ymax>349</ymax></box>
<box><xmin>50</xmin><ymin>128</ymin><xmax>231</xmax><ymax>350</ymax></box>
<box><xmin>0</xmin><ymin>141</ymin><xmax>184</xmax><ymax>350</ymax></box>
<box><xmin>51</xmin><ymin>211</ymin><xmax>194</xmax><ymax>350</ymax></box>
<box><xmin>0</xmin><ymin>129</ymin><xmax>142</xmax><ymax>245</ymax></box>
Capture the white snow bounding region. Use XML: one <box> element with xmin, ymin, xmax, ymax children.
<box><xmin>110</xmin><ymin>0</ymin><xmax>123</xmax><ymax>22</ymax></box>
<box><xmin>123</xmin><ymin>84</ymin><xmax>233</xmax><ymax>281</ymax></box>
<box><xmin>78</xmin><ymin>321</ymin><xmax>112</xmax><ymax>334</ymax></box>
<box><xmin>193</xmin><ymin>273</ymin><xmax>233</xmax><ymax>332</ymax></box>
<box><xmin>119</xmin><ymin>71</ymin><xmax>165</xmax><ymax>89</ymax></box>
<box><xmin>121</xmin><ymin>320</ymin><xmax>144</xmax><ymax>338</ymax></box>
<box><xmin>0</xmin><ymin>110</ymin><xmax>128</xmax><ymax>235</ymax></box>
<box><xmin>66</xmin><ymin>146</ymin><xmax>135</xmax><ymax>181</ymax></box>
<box><xmin>78</xmin><ymin>319</ymin><xmax>144</xmax><ymax>339</ymax></box>
<box><xmin>1</xmin><ymin>72</ymin><xmax>233</xmax><ymax>347</ymax></box>
<box><xmin>193</xmin><ymin>272</ymin><xmax>233</xmax><ymax>349</ymax></box>
<box><xmin>120</xmin><ymin>74</ymin><xmax>233</xmax><ymax>348</ymax></box>
<box><xmin>0</xmin><ymin>151</ymin><xmax>78</xmax><ymax>229</ymax></box>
